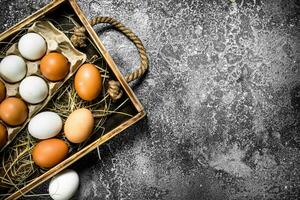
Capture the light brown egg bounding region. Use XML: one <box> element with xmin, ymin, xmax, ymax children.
<box><xmin>0</xmin><ymin>97</ymin><xmax>28</xmax><ymax>126</ymax></box>
<box><xmin>74</xmin><ymin>63</ymin><xmax>102</xmax><ymax>101</ymax></box>
<box><xmin>40</xmin><ymin>52</ymin><xmax>70</xmax><ymax>81</ymax></box>
<box><xmin>32</xmin><ymin>138</ymin><xmax>68</xmax><ymax>168</ymax></box>
<box><xmin>64</xmin><ymin>108</ymin><xmax>94</xmax><ymax>143</ymax></box>
<box><xmin>0</xmin><ymin>123</ymin><xmax>7</xmax><ymax>149</ymax></box>
<box><xmin>0</xmin><ymin>81</ymin><xmax>6</xmax><ymax>103</ymax></box>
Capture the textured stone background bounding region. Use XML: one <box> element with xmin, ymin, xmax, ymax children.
<box><xmin>1</xmin><ymin>0</ymin><xmax>300</xmax><ymax>199</ymax></box>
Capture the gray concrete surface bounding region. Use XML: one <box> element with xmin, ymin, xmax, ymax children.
<box><xmin>1</xmin><ymin>0</ymin><xmax>300</xmax><ymax>199</ymax></box>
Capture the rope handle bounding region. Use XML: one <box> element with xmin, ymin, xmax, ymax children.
<box><xmin>70</xmin><ymin>16</ymin><xmax>149</xmax><ymax>101</ymax></box>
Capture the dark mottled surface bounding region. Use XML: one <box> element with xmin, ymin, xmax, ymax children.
<box><xmin>1</xmin><ymin>0</ymin><xmax>300</xmax><ymax>199</ymax></box>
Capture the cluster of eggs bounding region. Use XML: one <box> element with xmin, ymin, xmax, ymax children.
<box><xmin>0</xmin><ymin>32</ymin><xmax>71</xmax><ymax>149</ymax></box>
<box><xmin>30</xmin><ymin>63</ymin><xmax>102</xmax><ymax>200</ymax></box>
<box><xmin>0</xmin><ymin>31</ymin><xmax>103</xmax><ymax>172</ymax></box>
<box><xmin>30</xmin><ymin>108</ymin><xmax>94</xmax><ymax>168</ymax></box>
<box><xmin>31</xmin><ymin>62</ymin><xmax>102</xmax><ymax>169</ymax></box>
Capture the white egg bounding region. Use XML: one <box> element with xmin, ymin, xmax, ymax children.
<box><xmin>49</xmin><ymin>169</ymin><xmax>80</xmax><ymax>200</ymax></box>
<box><xmin>18</xmin><ymin>33</ymin><xmax>47</xmax><ymax>60</ymax></box>
<box><xmin>28</xmin><ymin>111</ymin><xmax>62</xmax><ymax>139</ymax></box>
<box><xmin>0</xmin><ymin>55</ymin><xmax>27</xmax><ymax>83</ymax></box>
<box><xmin>19</xmin><ymin>76</ymin><xmax>48</xmax><ymax>104</ymax></box>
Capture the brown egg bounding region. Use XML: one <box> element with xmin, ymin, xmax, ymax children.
<box><xmin>0</xmin><ymin>81</ymin><xmax>5</xmax><ymax>103</ymax></box>
<box><xmin>0</xmin><ymin>123</ymin><xmax>7</xmax><ymax>149</ymax></box>
<box><xmin>64</xmin><ymin>108</ymin><xmax>94</xmax><ymax>143</ymax></box>
<box><xmin>0</xmin><ymin>97</ymin><xmax>28</xmax><ymax>126</ymax></box>
<box><xmin>32</xmin><ymin>138</ymin><xmax>68</xmax><ymax>168</ymax></box>
<box><xmin>74</xmin><ymin>63</ymin><xmax>102</xmax><ymax>101</ymax></box>
<box><xmin>40</xmin><ymin>52</ymin><xmax>70</xmax><ymax>81</ymax></box>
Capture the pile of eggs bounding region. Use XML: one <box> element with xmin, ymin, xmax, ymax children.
<box><xmin>0</xmin><ymin>32</ymin><xmax>71</xmax><ymax>148</ymax></box>
<box><xmin>0</xmin><ymin>33</ymin><xmax>48</xmax><ymax>148</ymax></box>
<box><xmin>30</xmin><ymin>108</ymin><xmax>95</xmax><ymax>168</ymax></box>
<box><xmin>31</xmin><ymin>62</ymin><xmax>103</xmax><ymax>169</ymax></box>
<box><xmin>0</xmin><ymin>31</ymin><xmax>104</xmax><ymax>170</ymax></box>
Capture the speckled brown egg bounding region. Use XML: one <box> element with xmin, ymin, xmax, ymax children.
<box><xmin>74</xmin><ymin>63</ymin><xmax>102</xmax><ymax>101</ymax></box>
<box><xmin>40</xmin><ymin>52</ymin><xmax>70</xmax><ymax>81</ymax></box>
<box><xmin>0</xmin><ymin>97</ymin><xmax>28</xmax><ymax>126</ymax></box>
<box><xmin>0</xmin><ymin>123</ymin><xmax>7</xmax><ymax>149</ymax></box>
<box><xmin>64</xmin><ymin>108</ymin><xmax>94</xmax><ymax>143</ymax></box>
<box><xmin>32</xmin><ymin>138</ymin><xmax>68</xmax><ymax>168</ymax></box>
<box><xmin>0</xmin><ymin>81</ymin><xmax>6</xmax><ymax>103</ymax></box>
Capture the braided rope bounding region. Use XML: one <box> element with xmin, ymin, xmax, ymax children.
<box><xmin>71</xmin><ymin>17</ymin><xmax>149</xmax><ymax>101</ymax></box>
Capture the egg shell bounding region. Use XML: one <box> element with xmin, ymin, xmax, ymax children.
<box><xmin>74</xmin><ymin>63</ymin><xmax>102</xmax><ymax>101</ymax></box>
<box><xmin>28</xmin><ymin>111</ymin><xmax>62</xmax><ymax>139</ymax></box>
<box><xmin>40</xmin><ymin>52</ymin><xmax>70</xmax><ymax>81</ymax></box>
<box><xmin>0</xmin><ymin>97</ymin><xmax>28</xmax><ymax>126</ymax></box>
<box><xmin>19</xmin><ymin>76</ymin><xmax>48</xmax><ymax>104</ymax></box>
<box><xmin>64</xmin><ymin>108</ymin><xmax>94</xmax><ymax>143</ymax></box>
<box><xmin>0</xmin><ymin>55</ymin><xmax>27</xmax><ymax>83</ymax></box>
<box><xmin>49</xmin><ymin>169</ymin><xmax>79</xmax><ymax>200</ymax></box>
<box><xmin>18</xmin><ymin>32</ymin><xmax>47</xmax><ymax>60</ymax></box>
<box><xmin>0</xmin><ymin>123</ymin><xmax>7</xmax><ymax>148</ymax></box>
<box><xmin>0</xmin><ymin>81</ymin><xmax>6</xmax><ymax>103</ymax></box>
<box><xmin>32</xmin><ymin>138</ymin><xmax>68</xmax><ymax>168</ymax></box>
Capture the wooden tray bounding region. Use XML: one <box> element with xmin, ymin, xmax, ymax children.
<box><xmin>0</xmin><ymin>0</ymin><xmax>145</xmax><ymax>199</ymax></box>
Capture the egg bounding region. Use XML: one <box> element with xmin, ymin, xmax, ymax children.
<box><xmin>49</xmin><ymin>169</ymin><xmax>79</xmax><ymax>200</ymax></box>
<box><xmin>32</xmin><ymin>138</ymin><xmax>68</xmax><ymax>168</ymax></box>
<box><xmin>74</xmin><ymin>63</ymin><xmax>102</xmax><ymax>101</ymax></box>
<box><xmin>0</xmin><ymin>123</ymin><xmax>7</xmax><ymax>149</ymax></box>
<box><xmin>28</xmin><ymin>111</ymin><xmax>62</xmax><ymax>139</ymax></box>
<box><xmin>64</xmin><ymin>108</ymin><xmax>94</xmax><ymax>143</ymax></box>
<box><xmin>0</xmin><ymin>97</ymin><xmax>28</xmax><ymax>126</ymax></box>
<box><xmin>40</xmin><ymin>52</ymin><xmax>70</xmax><ymax>81</ymax></box>
<box><xmin>18</xmin><ymin>32</ymin><xmax>47</xmax><ymax>60</ymax></box>
<box><xmin>19</xmin><ymin>76</ymin><xmax>48</xmax><ymax>104</ymax></box>
<box><xmin>0</xmin><ymin>55</ymin><xmax>27</xmax><ymax>83</ymax></box>
<box><xmin>0</xmin><ymin>81</ymin><xmax>6</xmax><ymax>103</ymax></box>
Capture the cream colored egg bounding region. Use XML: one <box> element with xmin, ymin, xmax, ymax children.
<box><xmin>64</xmin><ymin>108</ymin><xmax>94</xmax><ymax>143</ymax></box>
<box><xmin>19</xmin><ymin>76</ymin><xmax>48</xmax><ymax>104</ymax></box>
<box><xmin>28</xmin><ymin>111</ymin><xmax>62</xmax><ymax>139</ymax></box>
<box><xmin>18</xmin><ymin>33</ymin><xmax>47</xmax><ymax>60</ymax></box>
<box><xmin>49</xmin><ymin>169</ymin><xmax>79</xmax><ymax>200</ymax></box>
<box><xmin>0</xmin><ymin>55</ymin><xmax>27</xmax><ymax>83</ymax></box>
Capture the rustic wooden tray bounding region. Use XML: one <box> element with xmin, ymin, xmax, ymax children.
<box><xmin>0</xmin><ymin>0</ymin><xmax>145</xmax><ymax>199</ymax></box>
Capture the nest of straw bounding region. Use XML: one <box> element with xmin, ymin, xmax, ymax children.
<box><xmin>0</xmin><ymin>15</ymin><xmax>132</xmax><ymax>197</ymax></box>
